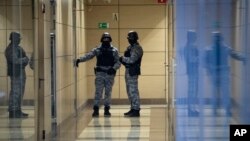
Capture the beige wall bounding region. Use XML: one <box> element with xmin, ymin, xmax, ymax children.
<box><xmin>75</xmin><ymin>0</ymin><xmax>88</xmax><ymax>111</ymax></box>
<box><xmin>26</xmin><ymin>0</ymin><xmax>88</xmax><ymax>137</ymax></box>
<box><xmin>84</xmin><ymin>0</ymin><xmax>171</xmax><ymax>102</ymax></box>
<box><xmin>33</xmin><ymin>0</ymin><xmax>87</xmax><ymax>136</ymax></box>
<box><xmin>55</xmin><ymin>0</ymin><xmax>87</xmax><ymax>124</ymax></box>
<box><xmin>45</xmin><ymin>0</ymin><xmax>88</xmax><ymax>125</ymax></box>
<box><xmin>0</xmin><ymin>0</ymin><xmax>34</xmax><ymax>106</ymax></box>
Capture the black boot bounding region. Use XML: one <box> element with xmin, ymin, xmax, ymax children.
<box><xmin>92</xmin><ymin>106</ymin><xmax>99</xmax><ymax>117</ymax></box>
<box><xmin>21</xmin><ymin>111</ymin><xmax>29</xmax><ymax>116</ymax></box>
<box><xmin>126</xmin><ymin>109</ymin><xmax>140</xmax><ymax>117</ymax></box>
<box><xmin>9</xmin><ymin>111</ymin><xmax>28</xmax><ymax>118</ymax></box>
<box><xmin>104</xmin><ymin>106</ymin><xmax>111</xmax><ymax>117</ymax></box>
<box><xmin>124</xmin><ymin>109</ymin><xmax>133</xmax><ymax>116</ymax></box>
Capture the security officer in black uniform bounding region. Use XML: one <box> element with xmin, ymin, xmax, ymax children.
<box><xmin>74</xmin><ymin>32</ymin><xmax>120</xmax><ymax>117</ymax></box>
<box><xmin>120</xmin><ymin>31</ymin><xmax>143</xmax><ymax>117</ymax></box>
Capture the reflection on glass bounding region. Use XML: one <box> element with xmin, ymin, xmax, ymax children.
<box><xmin>204</xmin><ymin>31</ymin><xmax>245</xmax><ymax>116</ymax></box>
<box><xmin>1</xmin><ymin>2</ymin><xmax>36</xmax><ymax>141</ymax></box>
<box><xmin>182</xmin><ymin>30</ymin><xmax>199</xmax><ymax>117</ymax></box>
<box><xmin>5</xmin><ymin>32</ymin><xmax>29</xmax><ymax>119</ymax></box>
<box><xmin>175</xmin><ymin>1</ymin><xmax>249</xmax><ymax>141</ymax></box>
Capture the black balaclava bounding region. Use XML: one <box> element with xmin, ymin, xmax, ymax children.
<box><xmin>9</xmin><ymin>32</ymin><xmax>21</xmax><ymax>45</ymax></box>
<box><xmin>127</xmin><ymin>31</ymin><xmax>139</xmax><ymax>45</ymax></box>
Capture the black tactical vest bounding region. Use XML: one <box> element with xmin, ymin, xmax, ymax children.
<box><xmin>124</xmin><ymin>48</ymin><xmax>142</xmax><ymax>67</ymax></box>
<box><xmin>96</xmin><ymin>47</ymin><xmax>115</xmax><ymax>67</ymax></box>
<box><xmin>124</xmin><ymin>47</ymin><xmax>142</xmax><ymax>76</ymax></box>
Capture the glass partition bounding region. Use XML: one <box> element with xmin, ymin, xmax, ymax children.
<box><xmin>0</xmin><ymin>0</ymin><xmax>36</xmax><ymax>140</ymax></box>
<box><xmin>174</xmin><ymin>0</ymin><xmax>250</xmax><ymax>140</ymax></box>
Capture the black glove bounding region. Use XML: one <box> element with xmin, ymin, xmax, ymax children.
<box><xmin>119</xmin><ymin>56</ymin><xmax>123</xmax><ymax>63</ymax></box>
<box><xmin>107</xmin><ymin>68</ymin><xmax>116</xmax><ymax>75</ymax></box>
<box><xmin>119</xmin><ymin>56</ymin><xmax>128</xmax><ymax>66</ymax></box>
<box><xmin>74</xmin><ymin>59</ymin><xmax>80</xmax><ymax>67</ymax></box>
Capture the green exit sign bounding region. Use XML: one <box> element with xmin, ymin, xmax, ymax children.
<box><xmin>98</xmin><ymin>22</ymin><xmax>109</xmax><ymax>29</ymax></box>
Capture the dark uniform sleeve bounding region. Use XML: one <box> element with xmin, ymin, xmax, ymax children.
<box><xmin>122</xmin><ymin>45</ymin><xmax>143</xmax><ymax>64</ymax></box>
<box><xmin>79</xmin><ymin>48</ymin><xmax>98</xmax><ymax>62</ymax></box>
<box><xmin>6</xmin><ymin>46</ymin><xmax>29</xmax><ymax>65</ymax></box>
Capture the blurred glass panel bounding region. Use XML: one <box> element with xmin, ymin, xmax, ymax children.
<box><xmin>175</xmin><ymin>0</ymin><xmax>249</xmax><ymax>140</ymax></box>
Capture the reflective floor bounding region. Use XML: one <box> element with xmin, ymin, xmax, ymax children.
<box><xmin>0</xmin><ymin>105</ymin><xmax>236</xmax><ymax>141</ymax></box>
<box><xmin>0</xmin><ymin>106</ymin><xmax>35</xmax><ymax>141</ymax></box>
<box><xmin>77</xmin><ymin>107</ymin><xmax>150</xmax><ymax>141</ymax></box>
<box><xmin>52</xmin><ymin>105</ymin><xmax>168</xmax><ymax>141</ymax></box>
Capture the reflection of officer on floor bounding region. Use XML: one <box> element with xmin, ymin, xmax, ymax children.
<box><xmin>74</xmin><ymin>32</ymin><xmax>120</xmax><ymax>117</ymax></box>
<box><xmin>204</xmin><ymin>31</ymin><xmax>245</xmax><ymax>116</ymax></box>
<box><xmin>93</xmin><ymin>118</ymin><xmax>103</xmax><ymax>139</ymax></box>
<box><xmin>9</xmin><ymin>119</ymin><xmax>24</xmax><ymax>140</ymax></box>
<box><xmin>92</xmin><ymin>117</ymin><xmax>112</xmax><ymax>140</ymax></box>
<box><xmin>5</xmin><ymin>32</ymin><xmax>29</xmax><ymax>118</ymax></box>
<box><xmin>127</xmin><ymin>118</ymin><xmax>140</xmax><ymax>140</ymax></box>
<box><xmin>120</xmin><ymin>31</ymin><xmax>143</xmax><ymax>117</ymax></box>
<box><xmin>104</xmin><ymin>118</ymin><xmax>112</xmax><ymax>140</ymax></box>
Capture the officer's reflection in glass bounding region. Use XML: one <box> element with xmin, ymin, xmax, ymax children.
<box><xmin>9</xmin><ymin>119</ymin><xmax>24</xmax><ymax>140</ymax></box>
<box><xmin>182</xmin><ymin>30</ymin><xmax>199</xmax><ymax>116</ymax></box>
<box><xmin>5</xmin><ymin>32</ymin><xmax>29</xmax><ymax>118</ymax></box>
<box><xmin>120</xmin><ymin>31</ymin><xmax>143</xmax><ymax>117</ymax></box>
<box><xmin>204</xmin><ymin>31</ymin><xmax>245</xmax><ymax>116</ymax></box>
<box><xmin>74</xmin><ymin>32</ymin><xmax>121</xmax><ymax>117</ymax></box>
<box><xmin>127</xmin><ymin>118</ymin><xmax>140</xmax><ymax>140</ymax></box>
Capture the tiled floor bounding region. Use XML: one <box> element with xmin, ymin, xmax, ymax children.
<box><xmin>55</xmin><ymin>105</ymin><xmax>169</xmax><ymax>141</ymax></box>
<box><xmin>0</xmin><ymin>105</ymin><xmax>235</xmax><ymax>141</ymax></box>
<box><xmin>0</xmin><ymin>106</ymin><xmax>35</xmax><ymax>141</ymax></box>
<box><xmin>76</xmin><ymin>106</ymin><xmax>151</xmax><ymax>141</ymax></box>
<box><xmin>0</xmin><ymin>105</ymin><xmax>169</xmax><ymax>141</ymax></box>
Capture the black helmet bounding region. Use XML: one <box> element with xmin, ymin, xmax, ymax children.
<box><xmin>100</xmin><ymin>32</ymin><xmax>112</xmax><ymax>42</ymax></box>
<box><xmin>9</xmin><ymin>32</ymin><xmax>21</xmax><ymax>41</ymax></box>
<box><xmin>127</xmin><ymin>31</ymin><xmax>139</xmax><ymax>41</ymax></box>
